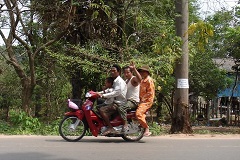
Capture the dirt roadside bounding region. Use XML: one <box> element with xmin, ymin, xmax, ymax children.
<box><xmin>154</xmin><ymin>134</ymin><xmax>240</xmax><ymax>139</ymax></box>
<box><xmin>158</xmin><ymin>125</ymin><xmax>240</xmax><ymax>138</ymax></box>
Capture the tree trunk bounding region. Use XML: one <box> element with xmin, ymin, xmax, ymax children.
<box><xmin>21</xmin><ymin>77</ymin><xmax>34</xmax><ymax>114</ymax></box>
<box><xmin>71</xmin><ymin>70</ymin><xmax>82</xmax><ymax>99</ymax></box>
<box><xmin>4</xmin><ymin>43</ymin><xmax>36</xmax><ymax>114</ymax></box>
<box><xmin>116</xmin><ymin>0</ymin><xmax>125</xmax><ymax>47</ymax></box>
<box><xmin>170</xmin><ymin>0</ymin><xmax>192</xmax><ymax>134</ymax></box>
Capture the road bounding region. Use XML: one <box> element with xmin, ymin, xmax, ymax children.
<box><xmin>0</xmin><ymin>135</ymin><xmax>240</xmax><ymax>160</ymax></box>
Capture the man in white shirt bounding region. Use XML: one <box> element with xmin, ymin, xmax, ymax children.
<box><xmin>98</xmin><ymin>64</ymin><xmax>127</xmax><ymax>135</ymax></box>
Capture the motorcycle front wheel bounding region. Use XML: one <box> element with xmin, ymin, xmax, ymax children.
<box><xmin>59</xmin><ymin>116</ymin><xmax>87</xmax><ymax>142</ymax></box>
<box><xmin>121</xmin><ymin>120</ymin><xmax>145</xmax><ymax>142</ymax></box>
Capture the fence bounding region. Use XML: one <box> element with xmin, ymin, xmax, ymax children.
<box><xmin>190</xmin><ymin>97</ymin><xmax>240</xmax><ymax>126</ymax></box>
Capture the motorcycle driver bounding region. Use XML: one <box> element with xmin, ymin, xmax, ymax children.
<box><xmin>97</xmin><ymin>64</ymin><xmax>127</xmax><ymax>136</ymax></box>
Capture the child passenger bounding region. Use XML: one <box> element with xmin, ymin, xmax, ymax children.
<box><xmin>97</xmin><ymin>77</ymin><xmax>114</xmax><ymax>108</ymax></box>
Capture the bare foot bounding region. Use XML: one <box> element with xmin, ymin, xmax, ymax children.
<box><xmin>143</xmin><ymin>127</ymin><xmax>151</xmax><ymax>136</ymax></box>
<box><xmin>143</xmin><ymin>132</ymin><xmax>152</xmax><ymax>136</ymax></box>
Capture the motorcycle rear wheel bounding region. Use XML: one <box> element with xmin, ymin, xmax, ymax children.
<box><xmin>121</xmin><ymin>122</ymin><xmax>145</xmax><ymax>142</ymax></box>
<box><xmin>59</xmin><ymin>116</ymin><xmax>86</xmax><ymax>142</ymax></box>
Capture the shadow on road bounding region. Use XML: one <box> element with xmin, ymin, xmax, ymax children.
<box><xmin>46</xmin><ymin>136</ymin><xmax>146</xmax><ymax>144</ymax></box>
<box><xmin>0</xmin><ymin>152</ymin><xmax>76</xmax><ymax>160</ymax></box>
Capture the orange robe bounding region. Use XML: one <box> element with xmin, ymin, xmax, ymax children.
<box><xmin>136</xmin><ymin>76</ymin><xmax>155</xmax><ymax>128</ymax></box>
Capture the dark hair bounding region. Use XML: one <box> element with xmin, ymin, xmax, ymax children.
<box><xmin>112</xmin><ymin>64</ymin><xmax>121</xmax><ymax>73</ymax></box>
<box><xmin>123</xmin><ymin>66</ymin><xmax>132</xmax><ymax>72</ymax></box>
<box><xmin>106</xmin><ymin>77</ymin><xmax>114</xmax><ymax>85</ymax></box>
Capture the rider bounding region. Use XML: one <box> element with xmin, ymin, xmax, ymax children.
<box><xmin>136</xmin><ymin>65</ymin><xmax>155</xmax><ymax>136</ymax></box>
<box><xmin>97</xmin><ymin>77</ymin><xmax>114</xmax><ymax>109</ymax></box>
<box><xmin>98</xmin><ymin>64</ymin><xmax>127</xmax><ymax>135</ymax></box>
<box><xmin>117</xmin><ymin>62</ymin><xmax>141</xmax><ymax>132</ymax></box>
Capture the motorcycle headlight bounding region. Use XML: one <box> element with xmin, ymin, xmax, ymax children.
<box><xmin>85</xmin><ymin>92</ymin><xmax>92</xmax><ymax>98</ymax></box>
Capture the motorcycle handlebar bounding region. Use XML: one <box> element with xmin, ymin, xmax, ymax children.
<box><xmin>86</xmin><ymin>90</ymin><xmax>100</xmax><ymax>99</ymax></box>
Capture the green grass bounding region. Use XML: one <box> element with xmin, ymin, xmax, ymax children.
<box><xmin>1</xmin><ymin>118</ymin><xmax>240</xmax><ymax>136</ymax></box>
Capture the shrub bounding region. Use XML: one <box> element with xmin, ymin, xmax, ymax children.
<box><xmin>9</xmin><ymin>109</ymin><xmax>41</xmax><ymax>134</ymax></box>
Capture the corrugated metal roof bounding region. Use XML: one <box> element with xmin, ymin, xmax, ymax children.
<box><xmin>218</xmin><ymin>83</ymin><xmax>240</xmax><ymax>97</ymax></box>
<box><xmin>213</xmin><ymin>58</ymin><xmax>240</xmax><ymax>97</ymax></box>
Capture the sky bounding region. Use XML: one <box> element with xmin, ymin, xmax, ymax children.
<box><xmin>198</xmin><ymin>0</ymin><xmax>239</xmax><ymax>18</ymax></box>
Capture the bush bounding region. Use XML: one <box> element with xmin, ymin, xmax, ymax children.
<box><xmin>9</xmin><ymin>110</ymin><xmax>41</xmax><ymax>129</ymax></box>
<box><xmin>0</xmin><ymin>110</ymin><xmax>62</xmax><ymax>135</ymax></box>
<box><xmin>39</xmin><ymin>118</ymin><xmax>61</xmax><ymax>135</ymax></box>
<box><xmin>7</xmin><ymin>110</ymin><xmax>41</xmax><ymax>134</ymax></box>
<box><xmin>149</xmin><ymin>122</ymin><xmax>168</xmax><ymax>136</ymax></box>
<box><xmin>0</xmin><ymin>120</ymin><xmax>11</xmax><ymax>133</ymax></box>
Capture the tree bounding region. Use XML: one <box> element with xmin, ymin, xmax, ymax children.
<box><xmin>225</xmin><ymin>26</ymin><xmax>240</xmax><ymax>60</ymax></box>
<box><xmin>206</xmin><ymin>9</ymin><xmax>235</xmax><ymax>58</ymax></box>
<box><xmin>0</xmin><ymin>0</ymin><xmax>73</xmax><ymax>113</ymax></box>
<box><xmin>1</xmin><ymin>0</ymin><xmax>227</xmax><ymax>125</ymax></box>
<box><xmin>187</xmin><ymin>20</ymin><xmax>231</xmax><ymax>99</ymax></box>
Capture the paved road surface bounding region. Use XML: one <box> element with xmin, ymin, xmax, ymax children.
<box><xmin>0</xmin><ymin>135</ymin><xmax>240</xmax><ymax>160</ymax></box>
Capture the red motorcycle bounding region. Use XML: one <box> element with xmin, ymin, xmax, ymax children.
<box><xmin>59</xmin><ymin>91</ymin><xmax>145</xmax><ymax>142</ymax></box>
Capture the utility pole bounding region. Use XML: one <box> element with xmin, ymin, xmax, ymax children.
<box><xmin>170</xmin><ymin>0</ymin><xmax>192</xmax><ymax>133</ymax></box>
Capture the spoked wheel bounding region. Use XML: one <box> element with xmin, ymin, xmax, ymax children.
<box><xmin>121</xmin><ymin>119</ymin><xmax>145</xmax><ymax>142</ymax></box>
<box><xmin>59</xmin><ymin>116</ymin><xmax>86</xmax><ymax>142</ymax></box>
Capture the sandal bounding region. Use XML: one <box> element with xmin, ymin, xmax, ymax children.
<box><xmin>143</xmin><ymin>132</ymin><xmax>152</xmax><ymax>137</ymax></box>
<box><xmin>121</xmin><ymin>125</ymin><xmax>129</xmax><ymax>133</ymax></box>
<box><xmin>102</xmin><ymin>128</ymin><xmax>116</xmax><ymax>136</ymax></box>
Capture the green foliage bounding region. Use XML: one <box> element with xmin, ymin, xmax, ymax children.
<box><xmin>46</xmin><ymin>43</ymin><xmax>115</xmax><ymax>92</ymax></box>
<box><xmin>125</xmin><ymin>0</ymin><xmax>176</xmax><ymax>55</ymax></box>
<box><xmin>9</xmin><ymin>110</ymin><xmax>41</xmax><ymax>132</ymax></box>
<box><xmin>189</xmin><ymin>0</ymin><xmax>201</xmax><ymax>22</ymax></box>
<box><xmin>0</xmin><ymin>58</ymin><xmax>22</xmax><ymax>111</ymax></box>
<box><xmin>0</xmin><ymin>120</ymin><xmax>11</xmax><ymax>133</ymax></box>
<box><xmin>39</xmin><ymin>118</ymin><xmax>61</xmax><ymax>135</ymax></box>
<box><xmin>121</xmin><ymin>0</ymin><xmax>182</xmax><ymax>97</ymax></box>
<box><xmin>31</xmin><ymin>64</ymin><xmax>72</xmax><ymax>120</ymax></box>
<box><xmin>206</xmin><ymin>9</ymin><xmax>237</xmax><ymax>58</ymax></box>
<box><xmin>90</xmin><ymin>0</ymin><xmax>111</xmax><ymax>19</ymax></box>
<box><xmin>188</xmin><ymin>21</ymin><xmax>214</xmax><ymax>51</ymax></box>
<box><xmin>189</xmin><ymin>46</ymin><xmax>232</xmax><ymax>99</ymax></box>
<box><xmin>187</xmin><ymin>13</ymin><xmax>235</xmax><ymax>99</ymax></box>
<box><xmin>47</xmin><ymin>43</ymin><xmax>114</xmax><ymax>72</ymax></box>
<box><xmin>149</xmin><ymin>123</ymin><xmax>168</xmax><ymax>136</ymax></box>
<box><xmin>1</xmin><ymin>0</ymin><xmax>237</xmax><ymax>129</ymax></box>
<box><xmin>0</xmin><ymin>110</ymin><xmax>61</xmax><ymax>135</ymax></box>
<box><xmin>225</xmin><ymin>26</ymin><xmax>240</xmax><ymax>59</ymax></box>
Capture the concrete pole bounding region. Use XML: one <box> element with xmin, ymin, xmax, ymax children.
<box><xmin>171</xmin><ymin>0</ymin><xmax>192</xmax><ymax>133</ymax></box>
<box><xmin>174</xmin><ymin>0</ymin><xmax>189</xmax><ymax>104</ymax></box>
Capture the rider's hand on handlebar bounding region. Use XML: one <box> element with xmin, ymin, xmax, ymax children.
<box><xmin>96</xmin><ymin>92</ymin><xmax>103</xmax><ymax>98</ymax></box>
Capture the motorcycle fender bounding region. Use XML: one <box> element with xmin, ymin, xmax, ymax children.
<box><xmin>64</xmin><ymin>110</ymin><xmax>84</xmax><ymax>120</ymax></box>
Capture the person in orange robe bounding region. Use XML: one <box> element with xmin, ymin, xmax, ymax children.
<box><xmin>136</xmin><ymin>65</ymin><xmax>155</xmax><ymax>136</ymax></box>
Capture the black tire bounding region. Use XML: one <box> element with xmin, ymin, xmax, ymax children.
<box><xmin>121</xmin><ymin>120</ymin><xmax>145</xmax><ymax>142</ymax></box>
<box><xmin>59</xmin><ymin>116</ymin><xmax>86</xmax><ymax>142</ymax></box>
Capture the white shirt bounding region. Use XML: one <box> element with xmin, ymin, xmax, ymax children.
<box><xmin>99</xmin><ymin>88</ymin><xmax>114</xmax><ymax>105</ymax></box>
<box><xmin>126</xmin><ymin>76</ymin><xmax>140</xmax><ymax>102</ymax></box>
<box><xmin>103</xmin><ymin>76</ymin><xmax>127</xmax><ymax>105</ymax></box>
